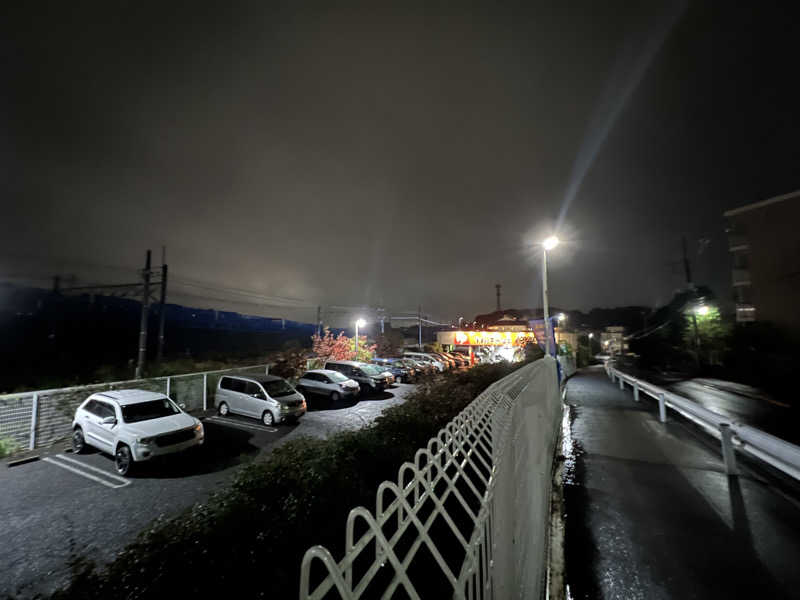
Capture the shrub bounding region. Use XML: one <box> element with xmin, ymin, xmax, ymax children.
<box><xmin>50</xmin><ymin>361</ymin><xmax>526</xmax><ymax>600</ymax></box>
<box><xmin>0</xmin><ymin>437</ymin><xmax>19</xmax><ymax>459</ymax></box>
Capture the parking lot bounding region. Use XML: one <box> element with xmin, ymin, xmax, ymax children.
<box><xmin>0</xmin><ymin>382</ymin><xmax>416</xmax><ymax>599</ymax></box>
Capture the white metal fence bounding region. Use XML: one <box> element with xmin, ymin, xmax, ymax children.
<box><xmin>606</xmin><ymin>363</ymin><xmax>800</xmax><ymax>481</ymax></box>
<box><xmin>300</xmin><ymin>356</ymin><xmax>562</xmax><ymax>600</ymax></box>
<box><xmin>0</xmin><ymin>363</ymin><xmax>269</xmax><ymax>453</ymax></box>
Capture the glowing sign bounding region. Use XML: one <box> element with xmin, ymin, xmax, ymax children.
<box><xmin>452</xmin><ymin>331</ymin><xmax>537</xmax><ymax>346</ymax></box>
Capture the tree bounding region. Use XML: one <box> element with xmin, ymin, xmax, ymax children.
<box><xmin>682</xmin><ymin>306</ymin><xmax>731</xmax><ymax>365</ymax></box>
<box><xmin>376</xmin><ymin>329</ymin><xmax>404</xmax><ymax>357</ymax></box>
<box><xmin>311</xmin><ymin>328</ymin><xmax>353</xmax><ymax>362</ymax></box>
<box><xmin>349</xmin><ymin>336</ymin><xmax>377</xmax><ymax>362</ymax></box>
<box><xmin>310</xmin><ymin>328</ymin><xmax>376</xmax><ymax>363</ymax></box>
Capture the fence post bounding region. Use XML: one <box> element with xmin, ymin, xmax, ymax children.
<box><xmin>720</xmin><ymin>423</ymin><xmax>739</xmax><ymax>475</ymax></box>
<box><xmin>166</xmin><ymin>376</ymin><xmax>171</xmax><ymax>398</ymax></box>
<box><xmin>618</xmin><ymin>375</ymin><xmax>624</xmax><ymax>390</ymax></box>
<box><xmin>203</xmin><ymin>374</ymin><xmax>208</xmax><ymax>411</ymax></box>
<box><xmin>633</xmin><ymin>382</ymin><xmax>640</xmax><ymax>402</ymax></box>
<box><xmin>29</xmin><ymin>393</ymin><xmax>39</xmax><ymax>450</ymax></box>
<box><xmin>658</xmin><ymin>393</ymin><xmax>667</xmax><ymax>423</ymax></box>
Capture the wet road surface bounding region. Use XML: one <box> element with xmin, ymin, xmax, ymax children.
<box><xmin>667</xmin><ymin>377</ymin><xmax>800</xmax><ymax>445</ymax></box>
<box><xmin>563</xmin><ymin>366</ymin><xmax>800</xmax><ymax>599</ymax></box>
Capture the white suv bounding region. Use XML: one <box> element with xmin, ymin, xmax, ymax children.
<box><xmin>71</xmin><ymin>389</ymin><xmax>204</xmax><ymax>476</ymax></box>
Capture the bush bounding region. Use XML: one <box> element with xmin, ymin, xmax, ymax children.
<box><xmin>50</xmin><ymin>361</ymin><xmax>526</xmax><ymax>600</ymax></box>
<box><xmin>0</xmin><ymin>437</ymin><xmax>19</xmax><ymax>459</ymax></box>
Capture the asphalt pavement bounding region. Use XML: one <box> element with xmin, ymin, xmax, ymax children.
<box><xmin>0</xmin><ymin>382</ymin><xmax>415</xmax><ymax>599</ymax></box>
<box><xmin>563</xmin><ymin>366</ymin><xmax>800</xmax><ymax>599</ymax></box>
<box><xmin>667</xmin><ymin>377</ymin><xmax>800</xmax><ymax>445</ymax></box>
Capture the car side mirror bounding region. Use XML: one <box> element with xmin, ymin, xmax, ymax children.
<box><xmin>101</xmin><ymin>416</ymin><xmax>117</xmax><ymax>425</ymax></box>
<box><xmin>253</xmin><ymin>392</ymin><xmax>266</xmax><ymax>400</ymax></box>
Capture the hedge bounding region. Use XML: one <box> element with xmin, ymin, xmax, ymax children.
<box><xmin>49</xmin><ymin>361</ymin><xmax>526</xmax><ymax>600</ymax></box>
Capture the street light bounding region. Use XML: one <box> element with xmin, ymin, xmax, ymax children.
<box><xmin>588</xmin><ymin>333</ymin><xmax>594</xmax><ymax>339</ymax></box>
<box><xmin>355</xmin><ymin>318</ymin><xmax>366</xmax><ymax>356</ymax></box>
<box><xmin>458</xmin><ymin>316</ymin><xmax>464</xmax><ymax>329</ymax></box>
<box><xmin>557</xmin><ymin>313</ymin><xmax>566</xmax><ymax>322</ymax></box>
<box><xmin>541</xmin><ymin>236</ymin><xmax>560</xmax><ymax>355</ymax></box>
<box><xmin>695</xmin><ymin>305</ymin><xmax>710</xmax><ymax>316</ymax></box>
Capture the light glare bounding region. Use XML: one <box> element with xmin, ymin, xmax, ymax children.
<box><xmin>542</xmin><ymin>236</ymin><xmax>560</xmax><ymax>251</ymax></box>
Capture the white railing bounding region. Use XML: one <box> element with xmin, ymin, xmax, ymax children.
<box><xmin>606</xmin><ymin>363</ymin><xmax>800</xmax><ymax>481</ymax></box>
<box><xmin>300</xmin><ymin>356</ymin><xmax>562</xmax><ymax>600</ymax></box>
<box><xmin>0</xmin><ymin>363</ymin><xmax>269</xmax><ymax>452</ymax></box>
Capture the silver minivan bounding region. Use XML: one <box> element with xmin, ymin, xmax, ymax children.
<box><xmin>215</xmin><ymin>374</ymin><xmax>306</xmax><ymax>426</ymax></box>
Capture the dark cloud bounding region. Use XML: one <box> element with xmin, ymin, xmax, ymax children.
<box><xmin>1</xmin><ymin>1</ymin><xmax>797</xmax><ymax>324</ymax></box>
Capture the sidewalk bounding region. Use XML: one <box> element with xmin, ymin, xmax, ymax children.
<box><xmin>563</xmin><ymin>365</ymin><xmax>800</xmax><ymax>600</ymax></box>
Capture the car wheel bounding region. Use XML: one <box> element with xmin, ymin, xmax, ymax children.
<box><xmin>218</xmin><ymin>402</ymin><xmax>229</xmax><ymax>416</ymax></box>
<box><xmin>115</xmin><ymin>444</ymin><xmax>133</xmax><ymax>476</ymax></box>
<box><xmin>72</xmin><ymin>427</ymin><xmax>86</xmax><ymax>454</ymax></box>
<box><xmin>330</xmin><ymin>391</ymin><xmax>341</xmax><ymax>402</ymax></box>
<box><xmin>262</xmin><ymin>411</ymin><xmax>275</xmax><ymax>426</ymax></box>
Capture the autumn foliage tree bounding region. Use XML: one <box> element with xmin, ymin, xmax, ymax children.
<box><xmin>311</xmin><ymin>328</ymin><xmax>377</xmax><ymax>363</ymax></box>
<box><xmin>311</xmin><ymin>328</ymin><xmax>354</xmax><ymax>362</ymax></box>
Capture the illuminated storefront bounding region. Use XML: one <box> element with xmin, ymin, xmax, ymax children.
<box><xmin>437</xmin><ymin>330</ymin><xmax>539</xmax><ymax>363</ymax></box>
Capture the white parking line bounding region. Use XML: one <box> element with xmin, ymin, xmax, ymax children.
<box><xmin>43</xmin><ymin>454</ymin><xmax>131</xmax><ymax>489</ymax></box>
<box><xmin>206</xmin><ymin>416</ymin><xmax>278</xmax><ymax>433</ymax></box>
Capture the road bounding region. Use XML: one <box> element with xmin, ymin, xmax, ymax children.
<box><xmin>564</xmin><ymin>366</ymin><xmax>800</xmax><ymax>599</ymax></box>
<box><xmin>0</xmin><ymin>383</ymin><xmax>415</xmax><ymax>599</ymax></box>
<box><xmin>667</xmin><ymin>377</ymin><xmax>800</xmax><ymax>445</ymax></box>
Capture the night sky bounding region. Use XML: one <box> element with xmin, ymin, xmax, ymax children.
<box><xmin>2</xmin><ymin>2</ymin><xmax>797</xmax><ymax>325</ymax></box>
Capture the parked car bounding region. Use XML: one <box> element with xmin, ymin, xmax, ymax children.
<box><xmin>404</xmin><ymin>352</ymin><xmax>445</xmax><ymax>372</ymax></box>
<box><xmin>450</xmin><ymin>352</ymin><xmax>472</xmax><ymax>366</ymax></box>
<box><xmin>402</xmin><ymin>357</ymin><xmax>434</xmax><ymax>376</ymax></box>
<box><xmin>324</xmin><ymin>360</ymin><xmax>392</xmax><ymax>394</ymax></box>
<box><xmin>71</xmin><ymin>389</ymin><xmax>204</xmax><ymax>476</ymax></box>
<box><xmin>215</xmin><ymin>374</ymin><xmax>306</xmax><ymax>426</ymax></box>
<box><xmin>372</xmin><ymin>357</ymin><xmax>415</xmax><ymax>383</ymax></box>
<box><xmin>430</xmin><ymin>352</ymin><xmax>456</xmax><ymax>369</ymax></box>
<box><xmin>444</xmin><ymin>352</ymin><xmax>469</xmax><ymax>367</ymax></box>
<box><xmin>297</xmin><ymin>369</ymin><xmax>360</xmax><ymax>402</ymax></box>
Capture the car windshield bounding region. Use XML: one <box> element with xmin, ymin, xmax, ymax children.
<box><xmin>327</xmin><ymin>371</ymin><xmax>349</xmax><ymax>382</ymax></box>
<box><xmin>122</xmin><ymin>398</ymin><xmax>180</xmax><ymax>423</ymax></box>
<box><xmin>361</xmin><ymin>364</ymin><xmax>382</xmax><ymax>376</ymax></box>
<box><xmin>264</xmin><ymin>379</ymin><xmax>295</xmax><ymax>397</ymax></box>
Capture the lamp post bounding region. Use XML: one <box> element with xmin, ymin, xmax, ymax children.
<box><xmin>541</xmin><ymin>236</ymin><xmax>560</xmax><ymax>356</ymax></box>
<box><xmin>355</xmin><ymin>318</ymin><xmax>366</xmax><ymax>357</ymax></box>
<box><xmin>458</xmin><ymin>316</ymin><xmax>464</xmax><ymax>329</ymax></box>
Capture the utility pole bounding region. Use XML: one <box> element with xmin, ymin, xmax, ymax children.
<box><xmin>135</xmin><ymin>250</ymin><xmax>152</xmax><ymax>379</ymax></box>
<box><xmin>495</xmin><ymin>283</ymin><xmax>501</xmax><ymax>312</ymax></box>
<box><xmin>156</xmin><ymin>246</ymin><xmax>168</xmax><ymax>364</ymax></box>
<box><xmin>378</xmin><ymin>306</ymin><xmax>385</xmax><ymax>334</ymax></box>
<box><xmin>316</xmin><ymin>306</ymin><xmax>322</xmax><ymax>336</ymax></box>
<box><xmin>418</xmin><ymin>305</ymin><xmax>422</xmax><ymax>350</ymax></box>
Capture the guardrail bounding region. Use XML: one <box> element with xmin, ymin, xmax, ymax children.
<box><xmin>299</xmin><ymin>357</ymin><xmax>562</xmax><ymax>600</ymax></box>
<box><xmin>0</xmin><ymin>363</ymin><xmax>269</xmax><ymax>452</ymax></box>
<box><xmin>606</xmin><ymin>363</ymin><xmax>800</xmax><ymax>481</ymax></box>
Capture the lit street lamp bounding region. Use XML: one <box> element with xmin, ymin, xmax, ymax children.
<box><xmin>541</xmin><ymin>236</ymin><xmax>560</xmax><ymax>355</ymax></box>
<box><xmin>355</xmin><ymin>318</ymin><xmax>366</xmax><ymax>356</ymax></box>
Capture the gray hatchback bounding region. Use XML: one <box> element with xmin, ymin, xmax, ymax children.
<box><xmin>215</xmin><ymin>374</ymin><xmax>306</xmax><ymax>426</ymax></box>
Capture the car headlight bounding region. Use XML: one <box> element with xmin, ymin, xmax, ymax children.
<box><xmin>194</xmin><ymin>422</ymin><xmax>204</xmax><ymax>435</ymax></box>
<box><xmin>137</xmin><ymin>436</ymin><xmax>154</xmax><ymax>445</ymax></box>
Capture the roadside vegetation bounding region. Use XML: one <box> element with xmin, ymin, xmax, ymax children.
<box><xmin>50</xmin><ymin>360</ymin><xmax>529</xmax><ymax>600</ymax></box>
